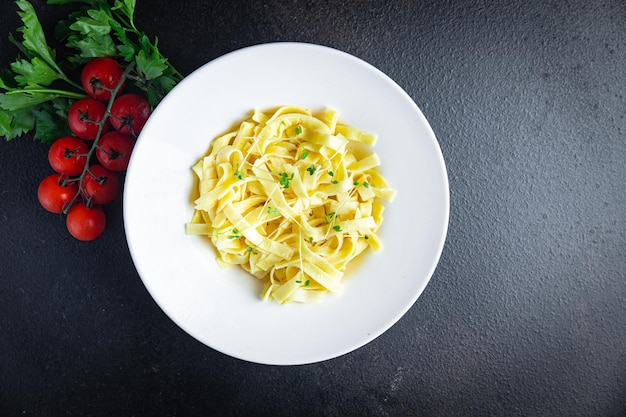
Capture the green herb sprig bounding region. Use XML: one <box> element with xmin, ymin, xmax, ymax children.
<box><xmin>295</xmin><ymin>279</ymin><xmax>310</xmax><ymax>286</ymax></box>
<box><xmin>278</xmin><ymin>172</ymin><xmax>294</xmax><ymax>189</ymax></box>
<box><xmin>52</xmin><ymin>0</ymin><xmax>183</xmax><ymax>103</ymax></box>
<box><xmin>234</xmin><ymin>165</ymin><xmax>245</xmax><ymax>180</ymax></box>
<box><xmin>227</xmin><ymin>228</ymin><xmax>241</xmax><ymax>239</ymax></box>
<box><xmin>0</xmin><ymin>0</ymin><xmax>183</xmax><ymax>142</ymax></box>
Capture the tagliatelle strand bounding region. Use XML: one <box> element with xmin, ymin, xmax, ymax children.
<box><xmin>186</xmin><ymin>106</ymin><xmax>395</xmax><ymax>304</ymax></box>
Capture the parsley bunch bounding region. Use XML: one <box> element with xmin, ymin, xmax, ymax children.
<box><xmin>0</xmin><ymin>0</ymin><xmax>182</xmax><ymax>142</ymax></box>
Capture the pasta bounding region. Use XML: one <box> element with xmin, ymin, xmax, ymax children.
<box><xmin>186</xmin><ymin>106</ymin><xmax>395</xmax><ymax>304</ymax></box>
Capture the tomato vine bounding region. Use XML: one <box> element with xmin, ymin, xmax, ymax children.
<box><xmin>0</xmin><ymin>0</ymin><xmax>184</xmax><ymax>241</ymax></box>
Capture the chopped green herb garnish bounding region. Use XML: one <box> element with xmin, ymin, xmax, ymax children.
<box><xmin>363</xmin><ymin>182</ymin><xmax>370</xmax><ymax>188</ymax></box>
<box><xmin>306</xmin><ymin>164</ymin><xmax>316</xmax><ymax>175</ymax></box>
<box><xmin>301</xmin><ymin>149</ymin><xmax>308</xmax><ymax>160</ymax></box>
<box><xmin>295</xmin><ymin>125</ymin><xmax>303</xmax><ymax>135</ymax></box>
<box><xmin>246</xmin><ymin>246</ymin><xmax>257</xmax><ymax>255</ymax></box>
<box><xmin>227</xmin><ymin>228</ymin><xmax>241</xmax><ymax>239</ymax></box>
<box><xmin>324</xmin><ymin>212</ymin><xmax>336</xmax><ymax>223</ymax></box>
<box><xmin>308</xmin><ymin>236</ymin><xmax>313</xmax><ymax>243</ymax></box>
<box><xmin>364</xmin><ymin>235</ymin><xmax>369</xmax><ymax>240</ymax></box>
<box><xmin>234</xmin><ymin>165</ymin><xmax>245</xmax><ymax>180</ymax></box>
<box><xmin>331</xmin><ymin>180</ymin><xmax>339</xmax><ymax>184</ymax></box>
<box><xmin>304</xmin><ymin>280</ymin><xmax>310</xmax><ymax>287</ymax></box>
<box><xmin>353</xmin><ymin>181</ymin><xmax>359</xmax><ymax>186</ymax></box>
<box><xmin>328</xmin><ymin>171</ymin><xmax>334</xmax><ymax>177</ymax></box>
<box><xmin>267</xmin><ymin>207</ymin><xmax>279</xmax><ymax>215</ymax></box>
<box><xmin>278</xmin><ymin>172</ymin><xmax>294</xmax><ymax>189</ymax></box>
<box><xmin>333</xmin><ymin>225</ymin><xmax>342</xmax><ymax>232</ymax></box>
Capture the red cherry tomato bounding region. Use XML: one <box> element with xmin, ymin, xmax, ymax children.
<box><xmin>66</xmin><ymin>202</ymin><xmax>106</xmax><ymax>241</ymax></box>
<box><xmin>96</xmin><ymin>131</ymin><xmax>136</xmax><ymax>171</ymax></box>
<box><xmin>48</xmin><ymin>136</ymin><xmax>89</xmax><ymax>176</ymax></box>
<box><xmin>109</xmin><ymin>93</ymin><xmax>151</xmax><ymax>137</ymax></box>
<box><xmin>83</xmin><ymin>164</ymin><xmax>120</xmax><ymax>205</ymax></box>
<box><xmin>37</xmin><ymin>174</ymin><xmax>78</xmax><ymax>214</ymax></box>
<box><xmin>68</xmin><ymin>98</ymin><xmax>110</xmax><ymax>140</ymax></box>
<box><xmin>81</xmin><ymin>57</ymin><xmax>125</xmax><ymax>101</ymax></box>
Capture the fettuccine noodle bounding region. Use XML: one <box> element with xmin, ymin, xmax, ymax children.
<box><xmin>186</xmin><ymin>106</ymin><xmax>395</xmax><ymax>304</ymax></box>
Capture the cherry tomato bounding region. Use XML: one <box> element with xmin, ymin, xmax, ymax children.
<box><xmin>48</xmin><ymin>136</ymin><xmax>89</xmax><ymax>176</ymax></box>
<box><xmin>68</xmin><ymin>98</ymin><xmax>110</xmax><ymax>140</ymax></box>
<box><xmin>96</xmin><ymin>131</ymin><xmax>135</xmax><ymax>171</ymax></box>
<box><xmin>66</xmin><ymin>202</ymin><xmax>106</xmax><ymax>241</ymax></box>
<box><xmin>83</xmin><ymin>164</ymin><xmax>120</xmax><ymax>205</ymax></box>
<box><xmin>109</xmin><ymin>93</ymin><xmax>151</xmax><ymax>137</ymax></box>
<box><xmin>37</xmin><ymin>174</ymin><xmax>78</xmax><ymax>214</ymax></box>
<box><xmin>81</xmin><ymin>57</ymin><xmax>125</xmax><ymax>101</ymax></box>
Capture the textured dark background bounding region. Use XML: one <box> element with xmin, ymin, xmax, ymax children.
<box><xmin>1</xmin><ymin>0</ymin><xmax>625</xmax><ymax>416</ymax></box>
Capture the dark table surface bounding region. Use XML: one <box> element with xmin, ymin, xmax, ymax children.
<box><xmin>1</xmin><ymin>0</ymin><xmax>625</xmax><ymax>416</ymax></box>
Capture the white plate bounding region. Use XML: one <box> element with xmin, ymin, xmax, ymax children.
<box><xmin>123</xmin><ymin>42</ymin><xmax>449</xmax><ymax>365</ymax></box>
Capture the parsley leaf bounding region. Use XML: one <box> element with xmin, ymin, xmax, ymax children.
<box><xmin>68</xmin><ymin>32</ymin><xmax>118</xmax><ymax>61</ymax></box>
<box><xmin>111</xmin><ymin>0</ymin><xmax>137</xmax><ymax>22</ymax></box>
<box><xmin>32</xmin><ymin>99</ymin><xmax>73</xmax><ymax>141</ymax></box>
<box><xmin>136</xmin><ymin>41</ymin><xmax>166</xmax><ymax>80</ymax></box>
<box><xmin>70</xmin><ymin>9</ymin><xmax>112</xmax><ymax>36</ymax></box>
<box><xmin>11</xmin><ymin>57</ymin><xmax>60</xmax><ymax>86</ymax></box>
<box><xmin>16</xmin><ymin>0</ymin><xmax>62</xmax><ymax>74</ymax></box>
<box><xmin>0</xmin><ymin>90</ymin><xmax>54</xmax><ymax>112</ymax></box>
<box><xmin>0</xmin><ymin>107</ymin><xmax>35</xmax><ymax>140</ymax></box>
